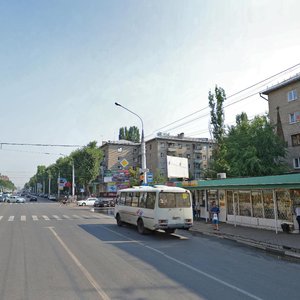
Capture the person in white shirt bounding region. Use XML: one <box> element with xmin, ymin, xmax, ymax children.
<box><xmin>295</xmin><ymin>206</ymin><xmax>300</xmax><ymax>233</ymax></box>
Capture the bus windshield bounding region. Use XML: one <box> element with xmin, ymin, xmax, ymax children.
<box><xmin>158</xmin><ymin>192</ymin><xmax>191</xmax><ymax>208</ymax></box>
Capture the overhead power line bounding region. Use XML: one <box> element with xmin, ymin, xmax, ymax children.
<box><xmin>146</xmin><ymin>63</ymin><xmax>300</xmax><ymax>138</ymax></box>
<box><xmin>0</xmin><ymin>142</ymin><xmax>82</xmax><ymax>148</ymax></box>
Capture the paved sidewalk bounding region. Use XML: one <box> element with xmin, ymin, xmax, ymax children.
<box><xmin>190</xmin><ymin>219</ymin><xmax>300</xmax><ymax>260</ymax></box>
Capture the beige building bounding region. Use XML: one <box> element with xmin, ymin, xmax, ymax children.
<box><xmin>146</xmin><ymin>133</ymin><xmax>214</xmax><ymax>180</ymax></box>
<box><xmin>99</xmin><ymin>140</ymin><xmax>140</xmax><ymax>192</ymax></box>
<box><xmin>261</xmin><ymin>74</ymin><xmax>300</xmax><ymax>171</ymax></box>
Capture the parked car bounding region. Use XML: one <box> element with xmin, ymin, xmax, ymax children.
<box><xmin>77</xmin><ymin>197</ymin><xmax>98</xmax><ymax>206</ymax></box>
<box><xmin>94</xmin><ymin>198</ymin><xmax>115</xmax><ymax>208</ymax></box>
<box><xmin>30</xmin><ymin>196</ymin><xmax>38</xmax><ymax>201</ymax></box>
<box><xmin>48</xmin><ymin>195</ymin><xmax>57</xmax><ymax>201</ymax></box>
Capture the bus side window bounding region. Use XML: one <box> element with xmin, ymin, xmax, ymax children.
<box><xmin>119</xmin><ymin>193</ymin><xmax>126</xmax><ymax>205</ymax></box>
<box><xmin>139</xmin><ymin>193</ymin><xmax>146</xmax><ymax>208</ymax></box>
<box><xmin>146</xmin><ymin>192</ymin><xmax>155</xmax><ymax>209</ymax></box>
<box><xmin>132</xmin><ymin>192</ymin><xmax>139</xmax><ymax>207</ymax></box>
<box><xmin>125</xmin><ymin>192</ymin><xmax>132</xmax><ymax>206</ymax></box>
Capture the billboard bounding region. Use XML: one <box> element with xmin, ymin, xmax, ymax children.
<box><xmin>167</xmin><ymin>156</ymin><xmax>189</xmax><ymax>179</ymax></box>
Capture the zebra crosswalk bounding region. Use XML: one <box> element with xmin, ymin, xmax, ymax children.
<box><xmin>0</xmin><ymin>214</ymin><xmax>106</xmax><ymax>222</ymax></box>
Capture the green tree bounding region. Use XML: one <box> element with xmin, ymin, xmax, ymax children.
<box><xmin>70</xmin><ymin>141</ymin><xmax>103</xmax><ymax>195</ymax></box>
<box><xmin>119</xmin><ymin>126</ymin><xmax>140</xmax><ymax>143</ymax></box>
<box><xmin>0</xmin><ymin>178</ymin><xmax>15</xmax><ymax>191</ymax></box>
<box><xmin>208</xmin><ymin>86</ymin><xmax>229</xmax><ymax>174</ymax></box>
<box><xmin>224</xmin><ymin>113</ymin><xmax>288</xmax><ymax>176</ymax></box>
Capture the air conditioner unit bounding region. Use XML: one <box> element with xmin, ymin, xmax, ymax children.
<box><xmin>217</xmin><ymin>173</ymin><xmax>226</xmax><ymax>179</ymax></box>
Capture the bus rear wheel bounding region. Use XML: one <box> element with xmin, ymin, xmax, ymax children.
<box><xmin>137</xmin><ymin>219</ymin><xmax>146</xmax><ymax>234</ymax></box>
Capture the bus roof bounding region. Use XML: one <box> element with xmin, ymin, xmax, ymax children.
<box><xmin>117</xmin><ymin>185</ymin><xmax>190</xmax><ymax>193</ymax></box>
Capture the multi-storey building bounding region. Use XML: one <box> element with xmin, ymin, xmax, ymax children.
<box><xmin>146</xmin><ymin>133</ymin><xmax>214</xmax><ymax>180</ymax></box>
<box><xmin>99</xmin><ymin>140</ymin><xmax>140</xmax><ymax>192</ymax></box>
<box><xmin>98</xmin><ymin>134</ymin><xmax>214</xmax><ymax>192</ymax></box>
<box><xmin>261</xmin><ymin>73</ymin><xmax>300</xmax><ymax>171</ymax></box>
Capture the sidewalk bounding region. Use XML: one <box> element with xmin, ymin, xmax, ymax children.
<box><xmin>190</xmin><ymin>219</ymin><xmax>300</xmax><ymax>260</ymax></box>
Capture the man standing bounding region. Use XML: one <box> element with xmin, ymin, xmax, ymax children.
<box><xmin>295</xmin><ymin>206</ymin><xmax>300</xmax><ymax>233</ymax></box>
<box><xmin>210</xmin><ymin>201</ymin><xmax>220</xmax><ymax>231</ymax></box>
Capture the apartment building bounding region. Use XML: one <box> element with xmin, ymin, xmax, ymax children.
<box><xmin>261</xmin><ymin>73</ymin><xmax>300</xmax><ymax>171</ymax></box>
<box><xmin>146</xmin><ymin>133</ymin><xmax>214</xmax><ymax>180</ymax></box>
<box><xmin>99</xmin><ymin>140</ymin><xmax>140</xmax><ymax>192</ymax></box>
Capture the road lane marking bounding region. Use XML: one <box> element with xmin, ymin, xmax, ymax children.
<box><xmin>63</xmin><ymin>215</ymin><xmax>71</xmax><ymax>219</ymax></box>
<box><xmin>47</xmin><ymin>227</ymin><xmax>110</xmax><ymax>300</ymax></box>
<box><xmin>8</xmin><ymin>216</ymin><xmax>14</xmax><ymax>221</ymax></box>
<box><xmin>0</xmin><ymin>216</ymin><xmax>3</xmax><ymax>221</ymax></box>
<box><xmin>42</xmin><ymin>215</ymin><xmax>50</xmax><ymax>221</ymax></box>
<box><xmin>72</xmin><ymin>215</ymin><xmax>82</xmax><ymax>219</ymax></box>
<box><xmin>32</xmin><ymin>215</ymin><xmax>38</xmax><ymax>221</ymax></box>
<box><xmin>103</xmin><ymin>226</ymin><xmax>263</xmax><ymax>300</ymax></box>
<box><xmin>53</xmin><ymin>215</ymin><xmax>62</xmax><ymax>220</ymax></box>
<box><xmin>21</xmin><ymin>215</ymin><xmax>26</xmax><ymax>221</ymax></box>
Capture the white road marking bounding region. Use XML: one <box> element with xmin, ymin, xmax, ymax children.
<box><xmin>32</xmin><ymin>215</ymin><xmax>38</xmax><ymax>221</ymax></box>
<box><xmin>72</xmin><ymin>215</ymin><xmax>82</xmax><ymax>219</ymax></box>
<box><xmin>53</xmin><ymin>215</ymin><xmax>62</xmax><ymax>220</ymax></box>
<box><xmin>21</xmin><ymin>215</ymin><xmax>26</xmax><ymax>221</ymax></box>
<box><xmin>0</xmin><ymin>216</ymin><xmax>3</xmax><ymax>221</ymax></box>
<box><xmin>8</xmin><ymin>216</ymin><xmax>14</xmax><ymax>221</ymax></box>
<box><xmin>103</xmin><ymin>226</ymin><xmax>263</xmax><ymax>300</ymax></box>
<box><xmin>63</xmin><ymin>215</ymin><xmax>71</xmax><ymax>219</ymax></box>
<box><xmin>82</xmin><ymin>215</ymin><xmax>92</xmax><ymax>219</ymax></box>
<box><xmin>42</xmin><ymin>215</ymin><xmax>50</xmax><ymax>221</ymax></box>
<box><xmin>47</xmin><ymin>227</ymin><xmax>110</xmax><ymax>300</ymax></box>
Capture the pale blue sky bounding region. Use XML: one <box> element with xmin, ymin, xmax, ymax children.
<box><xmin>1</xmin><ymin>0</ymin><xmax>300</xmax><ymax>187</ymax></box>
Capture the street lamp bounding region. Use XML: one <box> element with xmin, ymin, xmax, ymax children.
<box><xmin>115</xmin><ymin>102</ymin><xmax>147</xmax><ymax>184</ymax></box>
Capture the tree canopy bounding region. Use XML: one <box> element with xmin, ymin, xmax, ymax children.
<box><xmin>119</xmin><ymin>126</ymin><xmax>140</xmax><ymax>143</ymax></box>
<box><xmin>224</xmin><ymin>113</ymin><xmax>288</xmax><ymax>177</ymax></box>
<box><xmin>26</xmin><ymin>141</ymin><xmax>103</xmax><ymax>196</ymax></box>
<box><xmin>207</xmin><ymin>85</ymin><xmax>288</xmax><ymax>177</ymax></box>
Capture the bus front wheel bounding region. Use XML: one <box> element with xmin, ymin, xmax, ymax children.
<box><xmin>137</xmin><ymin>219</ymin><xmax>146</xmax><ymax>234</ymax></box>
<box><xmin>116</xmin><ymin>214</ymin><xmax>123</xmax><ymax>226</ymax></box>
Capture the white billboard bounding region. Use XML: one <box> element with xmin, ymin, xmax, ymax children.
<box><xmin>167</xmin><ymin>156</ymin><xmax>189</xmax><ymax>178</ymax></box>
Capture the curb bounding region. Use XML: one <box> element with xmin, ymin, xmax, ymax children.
<box><xmin>190</xmin><ymin>228</ymin><xmax>300</xmax><ymax>261</ymax></box>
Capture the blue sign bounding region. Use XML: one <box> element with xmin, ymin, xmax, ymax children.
<box><xmin>147</xmin><ymin>172</ymin><xmax>153</xmax><ymax>183</ymax></box>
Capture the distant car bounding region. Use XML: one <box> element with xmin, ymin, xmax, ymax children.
<box><xmin>48</xmin><ymin>195</ymin><xmax>57</xmax><ymax>201</ymax></box>
<box><xmin>94</xmin><ymin>198</ymin><xmax>115</xmax><ymax>208</ymax></box>
<box><xmin>6</xmin><ymin>196</ymin><xmax>18</xmax><ymax>203</ymax></box>
<box><xmin>16</xmin><ymin>197</ymin><xmax>26</xmax><ymax>203</ymax></box>
<box><xmin>77</xmin><ymin>197</ymin><xmax>98</xmax><ymax>206</ymax></box>
<box><xmin>0</xmin><ymin>196</ymin><xmax>4</xmax><ymax>202</ymax></box>
<box><xmin>30</xmin><ymin>196</ymin><xmax>38</xmax><ymax>201</ymax></box>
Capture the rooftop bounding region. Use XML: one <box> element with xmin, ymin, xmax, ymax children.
<box><xmin>261</xmin><ymin>73</ymin><xmax>300</xmax><ymax>95</ymax></box>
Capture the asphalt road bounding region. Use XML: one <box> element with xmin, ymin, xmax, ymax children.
<box><xmin>0</xmin><ymin>199</ymin><xmax>299</xmax><ymax>300</ymax></box>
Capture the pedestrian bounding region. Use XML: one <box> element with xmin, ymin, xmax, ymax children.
<box><xmin>210</xmin><ymin>201</ymin><xmax>220</xmax><ymax>231</ymax></box>
<box><xmin>295</xmin><ymin>206</ymin><xmax>300</xmax><ymax>233</ymax></box>
<box><xmin>196</xmin><ymin>201</ymin><xmax>201</xmax><ymax>220</ymax></box>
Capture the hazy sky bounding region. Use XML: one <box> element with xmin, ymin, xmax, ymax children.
<box><xmin>1</xmin><ymin>0</ymin><xmax>300</xmax><ymax>187</ymax></box>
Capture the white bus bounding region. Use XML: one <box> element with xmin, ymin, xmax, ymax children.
<box><xmin>114</xmin><ymin>185</ymin><xmax>193</xmax><ymax>234</ymax></box>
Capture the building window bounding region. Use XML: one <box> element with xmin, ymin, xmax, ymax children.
<box><xmin>289</xmin><ymin>111</ymin><xmax>300</xmax><ymax>124</ymax></box>
<box><xmin>149</xmin><ymin>144</ymin><xmax>152</xmax><ymax>150</ymax></box>
<box><xmin>292</xmin><ymin>133</ymin><xmax>300</xmax><ymax>146</ymax></box>
<box><xmin>288</xmin><ymin>89</ymin><xmax>298</xmax><ymax>102</ymax></box>
<box><xmin>294</xmin><ymin>157</ymin><xmax>300</xmax><ymax>169</ymax></box>
<box><xmin>160</xmin><ymin>142</ymin><xmax>165</xmax><ymax>148</ymax></box>
<box><xmin>160</xmin><ymin>153</ymin><xmax>164</xmax><ymax>157</ymax></box>
<box><xmin>178</xmin><ymin>144</ymin><xmax>182</xmax><ymax>149</ymax></box>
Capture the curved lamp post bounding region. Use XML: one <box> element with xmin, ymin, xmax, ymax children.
<box><xmin>115</xmin><ymin>102</ymin><xmax>147</xmax><ymax>184</ymax></box>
